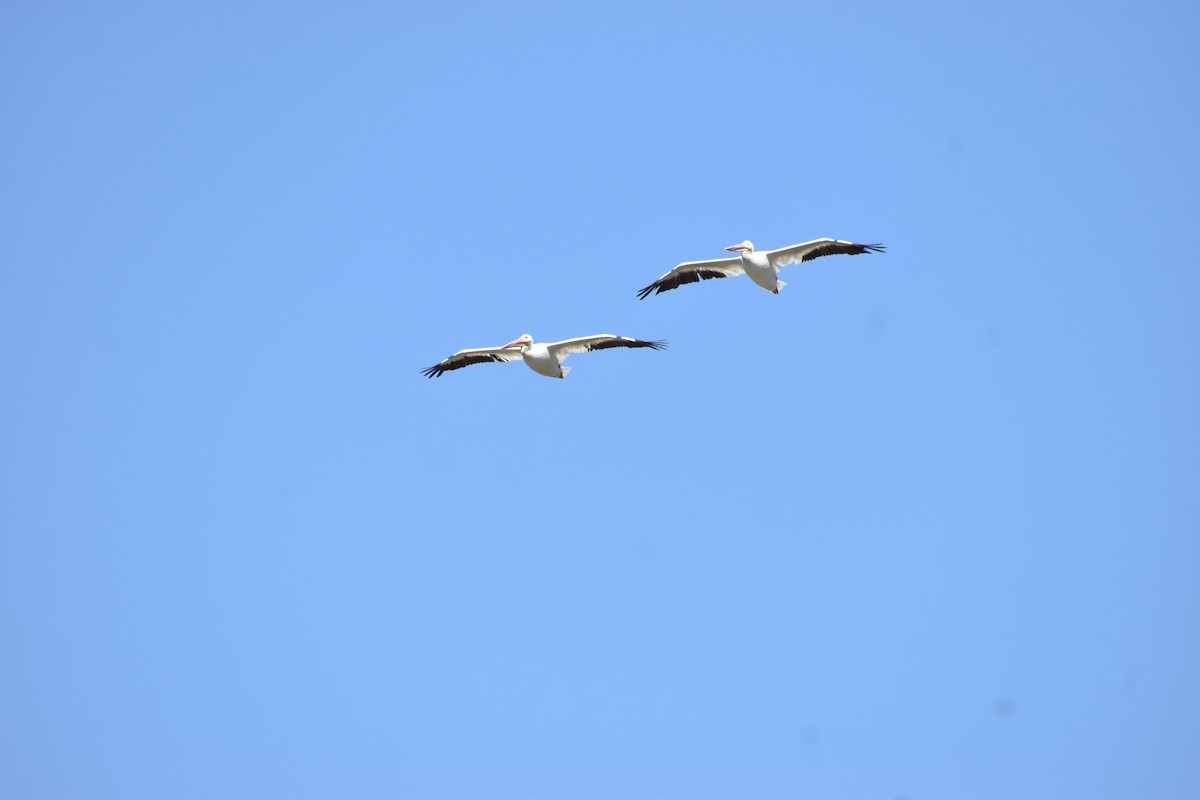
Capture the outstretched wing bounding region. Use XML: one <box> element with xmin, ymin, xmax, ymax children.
<box><xmin>636</xmin><ymin>257</ymin><xmax>745</xmax><ymax>300</ymax></box>
<box><xmin>765</xmin><ymin>239</ymin><xmax>886</xmax><ymax>269</ymax></box>
<box><xmin>421</xmin><ymin>346</ymin><xmax>523</xmax><ymax>378</ymax></box>
<box><xmin>545</xmin><ymin>335</ymin><xmax>668</xmax><ymax>361</ymax></box>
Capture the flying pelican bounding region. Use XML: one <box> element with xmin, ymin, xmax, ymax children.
<box><xmin>637</xmin><ymin>238</ymin><xmax>886</xmax><ymax>299</ymax></box>
<box><xmin>422</xmin><ymin>334</ymin><xmax>667</xmax><ymax>379</ymax></box>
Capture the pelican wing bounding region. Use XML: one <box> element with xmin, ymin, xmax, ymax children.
<box><xmin>765</xmin><ymin>239</ymin><xmax>886</xmax><ymax>269</ymax></box>
<box><xmin>421</xmin><ymin>346</ymin><xmax>523</xmax><ymax>378</ymax></box>
<box><xmin>636</xmin><ymin>257</ymin><xmax>745</xmax><ymax>300</ymax></box>
<box><xmin>546</xmin><ymin>334</ymin><xmax>668</xmax><ymax>360</ymax></box>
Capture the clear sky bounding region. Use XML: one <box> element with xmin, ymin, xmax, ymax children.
<box><xmin>2</xmin><ymin>1</ymin><xmax>1198</xmax><ymax>798</ymax></box>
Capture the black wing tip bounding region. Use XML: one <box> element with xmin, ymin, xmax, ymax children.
<box><xmin>638</xmin><ymin>281</ymin><xmax>675</xmax><ymax>299</ymax></box>
<box><xmin>805</xmin><ymin>241</ymin><xmax>888</xmax><ymax>261</ymax></box>
<box><xmin>624</xmin><ymin>337</ymin><xmax>668</xmax><ymax>351</ymax></box>
<box><xmin>421</xmin><ymin>352</ymin><xmax>510</xmax><ymax>378</ymax></box>
<box><xmin>637</xmin><ymin>269</ymin><xmax>731</xmax><ymax>298</ymax></box>
<box><xmin>584</xmin><ymin>337</ymin><xmax>669</xmax><ymax>353</ymax></box>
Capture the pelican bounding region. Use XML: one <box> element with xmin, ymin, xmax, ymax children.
<box><xmin>637</xmin><ymin>238</ymin><xmax>886</xmax><ymax>299</ymax></box>
<box><xmin>422</xmin><ymin>333</ymin><xmax>667</xmax><ymax>379</ymax></box>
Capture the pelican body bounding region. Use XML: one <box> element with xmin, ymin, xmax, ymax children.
<box><xmin>422</xmin><ymin>334</ymin><xmax>666</xmax><ymax>380</ymax></box>
<box><xmin>511</xmin><ymin>334</ymin><xmax>576</xmax><ymax>378</ymax></box>
<box><xmin>637</xmin><ymin>238</ymin><xmax>886</xmax><ymax>299</ymax></box>
<box><xmin>728</xmin><ymin>242</ymin><xmax>783</xmax><ymax>293</ymax></box>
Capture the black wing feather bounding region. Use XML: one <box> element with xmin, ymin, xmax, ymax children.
<box><xmin>585</xmin><ymin>338</ymin><xmax>668</xmax><ymax>352</ymax></box>
<box><xmin>636</xmin><ymin>269</ymin><xmax>733</xmax><ymax>300</ymax></box>
<box><xmin>800</xmin><ymin>242</ymin><xmax>886</xmax><ymax>262</ymax></box>
<box><xmin>421</xmin><ymin>353</ymin><xmax>511</xmax><ymax>378</ymax></box>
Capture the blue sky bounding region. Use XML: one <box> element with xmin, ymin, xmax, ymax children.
<box><xmin>2</xmin><ymin>1</ymin><xmax>1198</xmax><ymax>797</ymax></box>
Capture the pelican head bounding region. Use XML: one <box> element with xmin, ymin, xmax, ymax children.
<box><xmin>501</xmin><ymin>333</ymin><xmax>533</xmax><ymax>349</ymax></box>
<box><xmin>724</xmin><ymin>240</ymin><xmax>754</xmax><ymax>253</ymax></box>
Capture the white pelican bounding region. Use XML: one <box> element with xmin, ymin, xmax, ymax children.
<box><xmin>422</xmin><ymin>333</ymin><xmax>667</xmax><ymax>379</ymax></box>
<box><xmin>637</xmin><ymin>238</ymin><xmax>885</xmax><ymax>299</ymax></box>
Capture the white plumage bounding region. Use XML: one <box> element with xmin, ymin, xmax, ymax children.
<box><xmin>637</xmin><ymin>238</ymin><xmax>885</xmax><ymax>299</ymax></box>
<box><xmin>423</xmin><ymin>334</ymin><xmax>667</xmax><ymax>380</ymax></box>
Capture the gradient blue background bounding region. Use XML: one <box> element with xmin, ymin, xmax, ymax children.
<box><xmin>3</xmin><ymin>2</ymin><xmax>1198</xmax><ymax>797</ymax></box>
